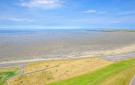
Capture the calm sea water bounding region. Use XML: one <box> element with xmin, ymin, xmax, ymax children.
<box><xmin>0</xmin><ymin>29</ymin><xmax>135</xmax><ymax>62</ymax></box>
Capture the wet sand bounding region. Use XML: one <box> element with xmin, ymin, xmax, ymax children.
<box><xmin>0</xmin><ymin>41</ymin><xmax>135</xmax><ymax>67</ymax></box>
<box><xmin>103</xmin><ymin>52</ymin><xmax>135</xmax><ymax>61</ymax></box>
<box><xmin>0</xmin><ymin>51</ymin><xmax>135</xmax><ymax>68</ymax></box>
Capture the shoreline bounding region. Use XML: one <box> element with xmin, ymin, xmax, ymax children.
<box><xmin>0</xmin><ymin>44</ymin><xmax>135</xmax><ymax>67</ymax></box>
<box><xmin>0</xmin><ymin>52</ymin><xmax>135</xmax><ymax>68</ymax></box>
<box><xmin>0</xmin><ymin>56</ymin><xmax>96</xmax><ymax>68</ymax></box>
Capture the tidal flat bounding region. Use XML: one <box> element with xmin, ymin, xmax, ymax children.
<box><xmin>0</xmin><ymin>30</ymin><xmax>135</xmax><ymax>62</ymax></box>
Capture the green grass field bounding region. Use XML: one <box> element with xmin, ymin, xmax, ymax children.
<box><xmin>48</xmin><ymin>58</ymin><xmax>135</xmax><ymax>85</ymax></box>
<box><xmin>0</xmin><ymin>68</ymin><xmax>19</xmax><ymax>85</ymax></box>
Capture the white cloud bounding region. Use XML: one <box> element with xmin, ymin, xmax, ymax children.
<box><xmin>83</xmin><ymin>9</ymin><xmax>106</xmax><ymax>14</ymax></box>
<box><xmin>117</xmin><ymin>11</ymin><xmax>135</xmax><ymax>15</ymax></box>
<box><xmin>83</xmin><ymin>10</ymin><xmax>97</xmax><ymax>14</ymax></box>
<box><xmin>9</xmin><ymin>18</ymin><xmax>33</xmax><ymax>22</ymax></box>
<box><xmin>21</xmin><ymin>0</ymin><xmax>63</xmax><ymax>9</ymax></box>
<box><xmin>98</xmin><ymin>11</ymin><xmax>106</xmax><ymax>14</ymax></box>
<box><xmin>0</xmin><ymin>16</ymin><xmax>33</xmax><ymax>22</ymax></box>
<box><xmin>111</xmin><ymin>16</ymin><xmax>135</xmax><ymax>24</ymax></box>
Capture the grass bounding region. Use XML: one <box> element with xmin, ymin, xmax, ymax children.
<box><xmin>8</xmin><ymin>58</ymin><xmax>111</xmax><ymax>85</ymax></box>
<box><xmin>48</xmin><ymin>58</ymin><xmax>135</xmax><ymax>85</ymax></box>
<box><xmin>0</xmin><ymin>68</ymin><xmax>19</xmax><ymax>85</ymax></box>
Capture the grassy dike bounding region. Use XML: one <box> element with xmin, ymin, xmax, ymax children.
<box><xmin>0</xmin><ymin>68</ymin><xmax>19</xmax><ymax>85</ymax></box>
<box><xmin>8</xmin><ymin>58</ymin><xmax>111</xmax><ymax>85</ymax></box>
<box><xmin>48</xmin><ymin>58</ymin><xmax>135</xmax><ymax>85</ymax></box>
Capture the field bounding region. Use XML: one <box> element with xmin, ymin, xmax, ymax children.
<box><xmin>48</xmin><ymin>58</ymin><xmax>135</xmax><ymax>85</ymax></box>
<box><xmin>8</xmin><ymin>58</ymin><xmax>112</xmax><ymax>85</ymax></box>
<box><xmin>1</xmin><ymin>58</ymin><xmax>135</xmax><ymax>85</ymax></box>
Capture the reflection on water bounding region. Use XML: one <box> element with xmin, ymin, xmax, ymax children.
<box><xmin>0</xmin><ymin>29</ymin><xmax>135</xmax><ymax>61</ymax></box>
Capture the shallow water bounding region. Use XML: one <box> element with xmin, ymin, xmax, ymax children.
<box><xmin>0</xmin><ymin>29</ymin><xmax>135</xmax><ymax>62</ymax></box>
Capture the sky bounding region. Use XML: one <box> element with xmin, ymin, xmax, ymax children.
<box><xmin>0</xmin><ymin>0</ymin><xmax>135</xmax><ymax>29</ymax></box>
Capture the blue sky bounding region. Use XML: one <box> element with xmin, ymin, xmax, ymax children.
<box><xmin>0</xmin><ymin>0</ymin><xmax>135</xmax><ymax>29</ymax></box>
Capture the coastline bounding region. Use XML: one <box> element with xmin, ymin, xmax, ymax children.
<box><xmin>0</xmin><ymin>52</ymin><xmax>135</xmax><ymax>68</ymax></box>
<box><xmin>0</xmin><ymin>56</ymin><xmax>96</xmax><ymax>68</ymax></box>
<box><xmin>0</xmin><ymin>44</ymin><xmax>135</xmax><ymax>67</ymax></box>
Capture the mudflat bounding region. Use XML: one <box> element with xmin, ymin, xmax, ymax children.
<box><xmin>0</xmin><ymin>30</ymin><xmax>135</xmax><ymax>62</ymax></box>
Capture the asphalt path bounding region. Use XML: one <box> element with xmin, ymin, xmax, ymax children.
<box><xmin>130</xmin><ymin>76</ymin><xmax>135</xmax><ymax>85</ymax></box>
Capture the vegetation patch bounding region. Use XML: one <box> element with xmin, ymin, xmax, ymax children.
<box><xmin>0</xmin><ymin>68</ymin><xmax>19</xmax><ymax>85</ymax></box>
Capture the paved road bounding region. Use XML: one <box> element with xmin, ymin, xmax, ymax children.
<box><xmin>130</xmin><ymin>76</ymin><xmax>135</xmax><ymax>85</ymax></box>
